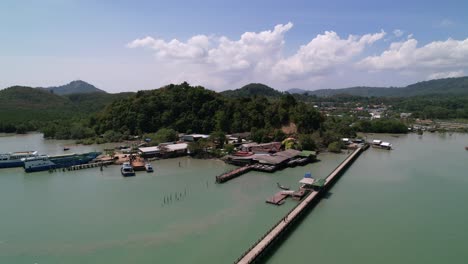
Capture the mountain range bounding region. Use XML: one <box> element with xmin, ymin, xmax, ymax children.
<box><xmin>291</xmin><ymin>77</ymin><xmax>468</xmax><ymax>97</ymax></box>
<box><xmin>39</xmin><ymin>80</ymin><xmax>106</xmax><ymax>95</ymax></box>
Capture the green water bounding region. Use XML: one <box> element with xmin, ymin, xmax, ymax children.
<box><xmin>268</xmin><ymin>133</ymin><xmax>468</xmax><ymax>264</ymax></box>
<box><xmin>0</xmin><ymin>133</ymin><xmax>467</xmax><ymax>263</ymax></box>
<box><xmin>0</xmin><ymin>133</ymin><xmax>345</xmax><ymax>263</ymax></box>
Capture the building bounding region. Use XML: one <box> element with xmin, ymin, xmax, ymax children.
<box><xmin>181</xmin><ymin>134</ymin><xmax>209</xmax><ymax>142</ymax></box>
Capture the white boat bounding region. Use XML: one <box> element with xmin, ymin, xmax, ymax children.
<box><xmin>145</xmin><ymin>163</ymin><xmax>154</xmax><ymax>173</ymax></box>
<box><xmin>371</xmin><ymin>139</ymin><xmax>392</xmax><ymax>150</ymax></box>
<box><xmin>121</xmin><ymin>162</ymin><xmax>135</xmax><ymax>177</ymax></box>
<box><xmin>0</xmin><ymin>151</ymin><xmax>38</xmax><ymax>168</ymax></box>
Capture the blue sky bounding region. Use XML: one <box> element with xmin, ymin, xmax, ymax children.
<box><xmin>1</xmin><ymin>0</ymin><xmax>467</xmax><ymax>92</ymax></box>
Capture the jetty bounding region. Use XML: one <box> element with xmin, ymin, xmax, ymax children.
<box><xmin>66</xmin><ymin>160</ymin><xmax>114</xmax><ymax>171</ymax></box>
<box><xmin>216</xmin><ymin>165</ymin><xmax>253</xmax><ymax>183</ymax></box>
<box><xmin>234</xmin><ymin>146</ymin><xmax>364</xmax><ymax>264</ymax></box>
<box><xmin>265</xmin><ymin>191</ymin><xmax>289</xmax><ymax>205</ymax></box>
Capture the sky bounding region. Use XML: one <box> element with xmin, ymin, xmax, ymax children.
<box><xmin>1</xmin><ymin>0</ymin><xmax>467</xmax><ymax>92</ymax></box>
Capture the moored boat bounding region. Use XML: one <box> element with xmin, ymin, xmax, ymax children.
<box><xmin>277</xmin><ymin>182</ymin><xmax>290</xmax><ymax>190</ymax></box>
<box><xmin>130</xmin><ymin>156</ymin><xmax>146</xmax><ymax>171</ymax></box>
<box><xmin>145</xmin><ymin>163</ymin><xmax>154</xmax><ymax>173</ymax></box>
<box><xmin>121</xmin><ymin>162</ymin><xmax>135</xmax><ymax>177</ymax></box>
<box><xmin>22</xmin><ymin>152</ymin><xmax>101</xmax><ymax>173</ymax></box>
<box><xmin>0</xmin><ymin>151</ymin><xmax>38</xmax><ymax>168</ymax></box>
<box><xmin>371</xmin><ymin>140</ymin><xmax>392</xmax><ymax>150</ymax></box>
<box><xmin>23</xmin><ymin>155</ymin><xmax>56</xmax><ymax>172</ymax></box>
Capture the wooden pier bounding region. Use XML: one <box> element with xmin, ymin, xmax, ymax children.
<box><xmin>66</xmin><ymin>161</ymin><xmax>114</xmax><ymax>171</ymax></box>
<box><xmin>234</xmin><ymin>147</ymin><xmax>364</xmax><ymax>264</ymax></box>
<box><xmin>216</xmin><ymin>165</ymin><xmax>253</xmax><ymax>183</ymax></box>
<box><xmin>265</xmin><ymin>192</ymin><xmax>289</xmax><ymax>205</ymax></box>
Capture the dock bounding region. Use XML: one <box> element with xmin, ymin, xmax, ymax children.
<box><xmin>234</xmin><ymin>147</ymin><xmax>364</xmax><ymax>264</ymax></box>
<box><xmin>216</xmin><ymin>165</ymin><xmax>253</xmax><ymax>183</ymax></box>
<box><xmin>66</xmin><ymin>160</ymin><xmax>114</xmax><ymax>171</ymax></box>
<box><xmin>265</xmin><ymin>192</ymin><xmax>288</xmax><ymax>205</ymax></box>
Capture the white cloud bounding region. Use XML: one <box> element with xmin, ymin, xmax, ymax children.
<box><xmin>358</xmin><ymin>37</ymin><xmax>468</xmax><ymax>71</ymax></box>
<box><xmin>272</xmin><ymin>30</ymin><xmax>385</xmax><ymax>80</ymax></box>
<box><xmin>428</xmin><ymin>70</ymin><xmax>465</xmax><ymax>80</ymax></box>
<box><xmin>393</xmin><ymin>29</ymin><xmax>404</xmax><ymax>37</ymax></box>
<box><xmin>126</xmin><ymin>23</ymin><xmax>466</xmax><ymax>91</ymax></box>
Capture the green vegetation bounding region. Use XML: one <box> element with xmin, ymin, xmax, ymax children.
<box><xmin>353</xmin><ymin>119</ymin><xmax>408</xmax><ymax>133</ymax></box>
<box><xmin>2</xmin><ymin>77</ymin><xmax>468</xmax><ymax>149</ymax></box>
<box><xmin>220</xmin><ymin>83</ymin><xmax>283</xmax><ymax>98</ymax></box>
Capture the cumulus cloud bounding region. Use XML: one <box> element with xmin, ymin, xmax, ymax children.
<box><xmin>128</xmin><ymin>22</ymin><xmax>293</xmax><ymax>71</ymax></box>
<box><xmin>428</xmin><ymin>70</ymin><xmax>465</xmax><ymax>80</ymax></box>
<box><xmin>127</xmin><ymin>23</ymin><xmax>466</xmax><ymax>90</ymax></box>
<box><xmin>272</xmin><ymin>30</ymin><xmax>386</xmax><ymax>80</ymax></box>
<box><xmin>358</xmin><ymin>37</ymin><xmax>468</xmax><ymax>71</ymax></box>
<box><xmin>393</xmin><ymin>29</ymin><xmax>404</xmax><ymax>37</ymax></box>
<box><xmin>128</xmin><ymin>23</ymin><xmax>387</xmax><ymax>88</ymax></box>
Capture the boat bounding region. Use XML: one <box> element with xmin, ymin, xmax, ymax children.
<box><xmin>233</xmin><ymin>151</ymin><xmax>254</xmax><ymax>157</ymax></box>
<box><xmin>130</xmin><ymin>155</ymin><xmax>146</xmax><ymax>171</ymax></box>
<box><xmin>465</xmin><ymin>146</ymin><xmax>468</xmax><ymax>151</ymax></box>
<box><xmin>371</xmin><ymin>140</ymin><xmax>392</xmax><ymax>150</ymax></box>
<box><xmin>23</xmin><ymin>155</ymin><xmax>56</xmax><ymax>172</ymax></box>
<box><xmin>277</xmin><ymin>182</ymin><xmax>290</xmax><ymax>190</ymax></box>
<box><xmin>22</xmin><ymin>152</ymin><xmax>101</xmax><ymax>173</ymax></box>
<box><xmin>63</xmin><ymin>147</ymin><xmax>70</xmax><ymax>151</ymax></box>
<box><xmin>145</xmin><ymin>163</ymin><xmax>154</xmax><ymax>173</ymax></box>
<box><xmin>0</xmin><ymin>151</ymin><xmax>38</xmax><ymax>168</ymax></box>
<box><xmin>121</xmin><ymin>162</ymin><xmax>135</xmax><ymax>177</ymax></box>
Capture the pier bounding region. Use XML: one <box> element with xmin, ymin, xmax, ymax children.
<box><xmin>234</xmin><ymin>147</ymin><xmax>364</xmax><ymax>264</ymax></box>
<box><xmin>216</xmin><ymin>165</ymin><xmax>253</xmax><ymax>183</ymax></box>
<box><xmin>66</xmin><ymin>161</ymin><xmax>114</xmax><ymax>171</ymax></box>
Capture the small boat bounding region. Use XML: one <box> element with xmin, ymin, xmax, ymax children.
<box><xmin>233</xmin><ymin>151</ymin><xmax>254</xmax><ymax>157</ymax></box>
<box><xmin>277</xmin><ymin>182</ymin><xmax>290</xmax><ymax>190</ymax></box>
<box><xmin>465</xmin><ymin>146</ymin><xmax>468</xmax><ymax>151</ymax></box>
<box><xmin>145</xmin><ymin>163</ymin><xmax>154</xmax><ymax>173</ymax></box>
<box><xmin>121</xmin><ymin>162</ymin><xmax>135</xmax><ymax>177</ymax></box>
<box><xmin>63</xmin><ymin>147</ymin><xmax>70</xmax><ymax>151</ymax></box>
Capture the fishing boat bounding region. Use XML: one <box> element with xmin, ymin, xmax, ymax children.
<box><xmin>130</xmin><ymin>155</ymin><xmax>146</xmax><ymax>171</ymax></box>
<box><xmin>145</xmin><ymin>163</ymin><xmax>154</xmax><ymax>173</ymax></box>
<box><xmin>121</xmin><ymin>162</ymin><xmax>135</xmax><ymax>177</ymax></box>
<box><xmin>22</xmin><ymin>152</ymin><xmax>101</xmax><ymax>173</ymax></box>
<box><xmin>277</xmin><ymin>182</ymin><xmax>290</xmax><ymax>190</ymax></box>
<box><xmin>0</xmin><ymin>151</ymin><xmax>38</xmax><ymax>168</ymax></box>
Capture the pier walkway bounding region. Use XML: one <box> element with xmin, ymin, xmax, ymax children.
<box><xmin>234</xmin><ymin>147</ymin><xmax>363</xmax><ymax>264</ymax></box>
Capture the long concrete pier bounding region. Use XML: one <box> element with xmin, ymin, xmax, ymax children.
<box><xmin>234</xmin><ymin>147</ymin><xmax>364</xmax><ymax>264</ymax></box>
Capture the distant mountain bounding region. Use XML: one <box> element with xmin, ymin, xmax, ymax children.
<box><xmin>306</xmin><ymin>77</ymin><xmax>468</xmax><ymax>97</ymax></box>
<box><xmin>221</xmin><ymin>83</ymin><xmax>283</xmax><ymax>98</ymax></box>
<box><xmin>41</xmin><ymin>80</ymin><xmax>106</xmax><ymax>95</ymax></box>
<box><xmin>286</xmin><ymin>88</ymin><xmax>308</xmax><ymax>94</ymax></box>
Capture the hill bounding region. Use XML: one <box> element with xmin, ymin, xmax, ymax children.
<box><xmin>221</xmin><ymin>83</ymin><xmax>283</xmax><ymax>98</ymax></box>
<box><xmin>0</xmin><ymin>85</ymin><xmax>133</xmax><ymax>132</ymax></box>
<box><xmin>42</xmin><ymin>80</ymin><xmax>106</xmax><ymax>95</ymax></box>
<box><xmin>286</xmin><ymin>88</ymin><xmax>308</xmax><ymax>94</ymax></box>
<box><xmin>306</xmin><ymin>77</ymin><xmax>468</xmax><ymax>97</ymax></box>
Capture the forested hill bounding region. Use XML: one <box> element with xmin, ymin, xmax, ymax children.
<box><xmin>95</xmin><ymin>82</ymin><xmax>322</xmax><ymax>135</ymax></box>
<box><xmin>0</xmin><ymin>85</ymin><xmax>131</xmax><ymax>127</ymax></box>
<box><xmin>221</xmin><ymin>83</ymin><xmax>283</xmax><ymax>98</ymax></box>
<box><xmin>41</xmin><ymin>80</ymin><xmax>106</xmax><ymax>95</ymax></box>
<box><xmin>305</xmin><ymin>77</ymin><xmax>468</xmax><ymax>97</ymax></box>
